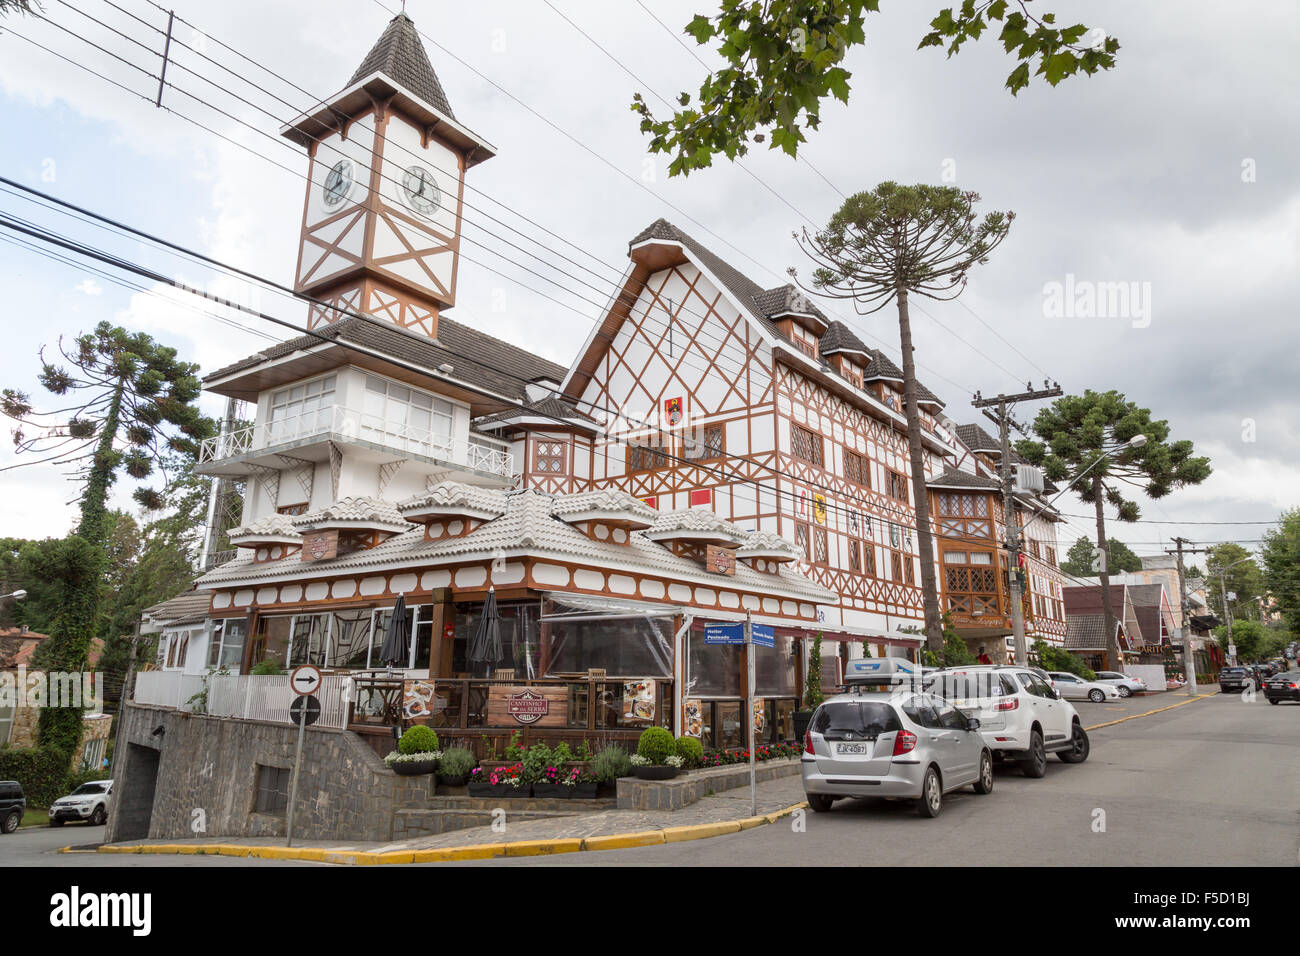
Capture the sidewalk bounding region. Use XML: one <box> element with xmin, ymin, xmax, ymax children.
<box><xmin>95</xmin><ymin>773</ymin><xmax>808</xmax><ymax>865</ymax></box>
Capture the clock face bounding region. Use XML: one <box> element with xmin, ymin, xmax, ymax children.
<box><xmin>401</xmin><ymin>165</ymin><xmax>441</xmax><ymax>216</ymax></box>
<box><xmin>322</xmin><ymin>159</ymin><xmax>354</xmax><ymax>209</ymax></box>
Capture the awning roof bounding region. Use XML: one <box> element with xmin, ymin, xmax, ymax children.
<box><xmin>542</xmin><ymin>593</ymin><xmax>682</xmax><ymax>621</ymax></box>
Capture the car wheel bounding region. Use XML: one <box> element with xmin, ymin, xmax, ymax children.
<box><xmin>806</xmin><ymin>794</ymin><xmax>834</xmax><ymax>813</ymax></box>
<box><xmin>1058</xmin><ymin>723</ymin><xmax>1091</xmax><ymax>763</ymax></box>
<box><xmin>50</xmin><ymin>818</ymin><xmax>64</xmax><ymax>827</ymax></box>
<box><xmin>89</xmin><ymin>806</ymin><xmax>106</xmax><ymax>826</ymax></box>
<box><xmin>973</xmin><ymin>750</ymin><xmax>994</xmax><ymax>794</ymax></box>
<box><xmin>1020</xmin><ymin>730</ymin><xmax>1048</xmax><ymax>778</ymax></box>
<box><xmin>918</xmin><ymin>766</ymin><xmax>943</xmax><ymax>817</ymax></box>
<box><xmin>1088</xmin><ymin>688</ymin><xmax>1105</xmax><ymax>703</ymax></box>
<box><xmin>1117</xmin><ymin>686</ymin><xmax>1132</xmax><ymax>698</ymax></box>
<box><xmin>1269</xmin><ymin>698</ymin><xmax>1280</xmax><ymax>705</ymax></box>
<box><xmin>1</xmin><ymin>810</ymin><xmax>19</xmax><ymax>834</ymax></box>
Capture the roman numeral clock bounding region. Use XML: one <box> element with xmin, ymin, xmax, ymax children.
<box><xmin>281</xmin><ymin>12</ymin><xmax>496</xmax><ymax>339</ymax></box>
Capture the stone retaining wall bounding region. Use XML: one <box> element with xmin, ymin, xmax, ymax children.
<box><xmin>616</xmin><ymin>758</ymin><xmax>801</xmax><ymax>811</ymax></box>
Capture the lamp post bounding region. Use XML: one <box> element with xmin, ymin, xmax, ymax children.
<box><xmin>1</xmin><ymin>590</ymin><xmax>27</xmax><ymax>602</ymax></box>
<box><xmin>1009</xmin><ymin>435</ymin><xmax>1147</xmax><ymax>666</ymax></box>
<box><xmin>1216</xmin><ymin>556</ymin><xmax>1255</xmax><ymax>664</ymax></box>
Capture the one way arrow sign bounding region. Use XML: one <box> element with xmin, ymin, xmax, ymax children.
<box><xmin>290</xmin><ymin>664</ymin><xmax>322</xmax><ymax>697</ymax></box>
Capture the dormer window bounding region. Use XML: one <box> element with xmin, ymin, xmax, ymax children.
<box><xmin>789</xmin><ymin>324</ymin><xmax>819</xmax><ymax>359</ymax></box>
<box><xmin>843</xmin><ymin>362</ymin><xmax>863</xmax><ymax>389</ymax></box>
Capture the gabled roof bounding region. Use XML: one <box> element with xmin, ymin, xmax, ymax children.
<box><xmin>818</xmin><ymin>321</ymin><xmax>871</xmax><ymax>358</ymax></box>
<box><xmin>927</xmin><ymin>468</ymin><xmax>1001</xmax><ymax>491</ymax></box>
<box><xmin>956</xmin><ymin>423</ymin><xmax>1001</xmax><ymax>454</ymax></box>
<box><xmin>349</xmin><ymin>13</ymin><xmax>454</xmax><ymax>119</ymax></box>
<box><xmin>474</xmin><ymin>395</ymin><xmax>601</xmax><ymax>433</ymax></box>
<box><xmin>141</xmin><ymin>590</ymin><xmax>212</xmax><ymax>628</ymax></box>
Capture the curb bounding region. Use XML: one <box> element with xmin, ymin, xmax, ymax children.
<box><xmin>92</xmin><ymin>801</ymin><xmax>809</xmax><ymax>865</ymax></box>
<box><xmin>1084</xmin><ymin>691</ymin><xmax>1216</xmax><ymax>731</ymax></box>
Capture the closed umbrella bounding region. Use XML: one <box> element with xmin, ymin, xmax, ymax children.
<box><xmin>378</xmin><ymin>593</ymin><xmax>410</xmax><ymax>671</ymax></box>
<box><xmin>468</xmin><ymin>587</ymin><xmax>503</xmax><ymax>677</ymax></box>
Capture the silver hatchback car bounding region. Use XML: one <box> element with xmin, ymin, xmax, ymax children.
<box><xmin>801</xmin><ymin>690</ymin><xmax>994</xmax><ymax>817</ymax></box>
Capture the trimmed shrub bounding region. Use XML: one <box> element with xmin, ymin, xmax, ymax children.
<box><xmin>590</xmin><ymin>745</ymin><xmax>632</xmax><ymax>783</ymax></box>
<box><xmin>437</xmin><ymin>747</ymin><xmax>477</xmax><ymax>779</ymax></box>
<box><xmin>520</xmin><ymin>742</ymin><xmax>554</xmax><ymax>785</ymax></box>
<box><xmin>674</xmin><ymin>735</ymin><xmax>704</xmax><ymax>769</ymax></box>
<box><xmin>637</xmin><ymin>726</ymin><xmax>676</xmax><ymax>765</ymax></box>
<box><xmin>397</xmin><ymin>725</ymin><xmax>440</xmax><ymax>755</ymax></box>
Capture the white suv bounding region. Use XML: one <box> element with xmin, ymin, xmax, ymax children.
<box><xmin>925</xmin><ymin>666</ymin><xmax>1090</xmax><ymax>776</ymax></box>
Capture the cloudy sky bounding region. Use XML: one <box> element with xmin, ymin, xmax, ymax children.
<box><xmin>0</xmin><ymin>0</ymin><xmax>1295</xmax><ymax>560</ymax></box>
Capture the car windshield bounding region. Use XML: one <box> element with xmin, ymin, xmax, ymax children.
<box><xmin>72</xmin><ymin>783</ymin><xmax>106</xmax><ymax>795</ymax></box>
<box><xmin>926</xmin><ymin>672</ymin><xmax>1014</xmax><ymax>701</ymax></box>
<box><xmin>812</xmin><ymin>701</ymin><xmax>902</xmax><ymax>738</ymax></box>
<box><xmin>1221</xmin><ymin>668</ymin><xmax>1248</xmax><ymax>675</ymax></box>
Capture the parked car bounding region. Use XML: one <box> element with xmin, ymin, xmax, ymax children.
<box><xmin>1218</xmin><ymin>666</ymin><xmax>1255</xmax><ymax>693</ymax></box>
<box><xmin>925</xmin><ymin>666</ymin><xmax>1090</xmax><ymax>776</ymax></box>
<box><xmin>48</xmin><ymin>779</ymin><xmax>113</xmax><ymax>827</ymax></box>
<box><xmin>0</xmin><ymin>780</ymin><xmax>24</xmax><ymax>834</ymax></box>
<box><xmin>801</xmin><ymin>690</ymin><xmax>994</xmax><ymax>818</ymax></box>
<box><xmin>1094</xmin><ymin>670</ymin><xmax>1147</xmax><ymax>697</ymax></box>
<box><xmin>1263</xmin><ymin>673</ymin><xmax>1300</xmax><ymax>705</ymax></box>
<box><xmin>1047</xmin><ymin>671</ymin><xmax>1121</xmax><ymax>703</ymax></box>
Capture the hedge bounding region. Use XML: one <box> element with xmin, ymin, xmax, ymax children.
<box><xmin>0</xmin><ymin>747</ymin><xmax>78</xmax><ymax>807</ymax></box>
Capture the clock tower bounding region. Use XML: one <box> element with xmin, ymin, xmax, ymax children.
<box><xmin>282</xmin><ymin>12</ymin><xmax>495</xmax><ymax>338</ymax></box>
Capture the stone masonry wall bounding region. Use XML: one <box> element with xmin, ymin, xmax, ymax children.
<box><xmin>106</xmin><ymin>704</ymin><xmax>434</xmax><ymax>843</ymax></box>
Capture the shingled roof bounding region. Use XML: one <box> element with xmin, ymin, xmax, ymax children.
<box><xmin>926</xmin><ymin>468</ymin><xmax>1001</xmax><ymax>491</ymax></box>
<box><xmin>206</xmin><ymin>315</ymin><xmax>566</xmax><ymax>406</ymax></box>
<box><xmin>349</xmin><ymin>13</ymin><xmax>455</xmax><ymax>118</ymax></box>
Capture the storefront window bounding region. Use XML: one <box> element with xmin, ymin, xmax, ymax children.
<box><xmin>544</xmin><ymin>607</ymin><xmax>673</xmax><ymax>678</ymax></box>
<box><xmin>328</xmin><ymin>609</ymin><xmax>377</xmax><ymax>669</ymax></box>
<box><xmin>287</xmin><ymin>614</ymin><xmax>327</xmax><ymax>668</ymax></box>
<box><xmin>250</xmin><ymin>615</ymin><xmax>294</xmax><ymax>669</ymax></box>
<box><xmin>687</xmin><ymin>633</ymin><xmax>741</xmax><ymax>697</ymax></box>
<box><xmin>755</xmin><ymin>635</ymin><xmax>797</xmax><ymax>696</ymax></box>
<box><xmin>452</xmin><ymin>602</ymin><xmax>544</xmax><ymax>677</ymax></box>
<box><xmin>207</xmin><ymin>618</ymin><xmax>247</xmax><ymax>670</ymax></box>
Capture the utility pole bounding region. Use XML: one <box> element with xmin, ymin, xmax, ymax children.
<box><xmin>199</xmin><ymin>398</ymin><xmax>240</xmax><ymax>571</ymax></box>
<box><xmin>972</xmin><ymin>381</ymin><xmax>1062</xmax><ymax>666</ymax></box>
<box><xmin>1168</xmin><ymin>537</ymin><xmax>1209</xmax><ymax>696</ymax></box>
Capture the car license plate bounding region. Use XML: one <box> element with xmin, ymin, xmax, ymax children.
<box><xmin>836</xmin><ymin>743</ymin><xmax>870</xmax><ymax>755</ymax></box>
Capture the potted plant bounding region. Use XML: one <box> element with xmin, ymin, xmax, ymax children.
<box><xmin>385</xmin><ymin>725</ymin><xmax>441</xmax><ymax>776</ymax></box>
<box><xmin>468</xmin><ymin>762</ymin><xmax>526</xmax><ymax>797</ymax></box>
<box><xmin>436</xmin><ymin>746</ymin><xmax>476</xmax><ymax>787</ymax></box>
<box><xmin>519</xmin><ymin>742</ymin><xmax>554</xmax><ymax>795</ymax></box>
<box><xmin>793</xmin><ymin>632</ymin><xmax>826</xmax><ymax>742</ymax></box>
<box><xmin>631</xmin><ymin>726</ymin><xmax>680</xmax><ymax>779</ymax></box>
<box><xmin>590</xmin><ymin>745</ymin><xmax>632</xmax><ymax>796</ymax></box>
<box><xmin>532</xmin><ymin>765</ymin><xmax>567</xmax><ymax>799</ymax></box>
<box><xmin>570</xmin><ymin>768</ymin><xmax>598</xmax><ymax>799</ymax></box>
<box><xmin>673</xmin><ymin>735</ymin><xmax>704</xmax><ymax>770</ymax></box>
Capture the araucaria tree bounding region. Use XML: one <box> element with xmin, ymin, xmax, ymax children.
<box><xmin>794</xmin><ymin>183</ymin><xmax>1013</xmax><ymax>651</ymax></box>
<box><xmin>1016</xmin><ymin>390</ymin><xmax>1211</xmax><ymax>669</ymax></box>
<box><xmin>1</xmin><ymin>322</ymin><xmax>213</xmax><ymax>758</ymax></box>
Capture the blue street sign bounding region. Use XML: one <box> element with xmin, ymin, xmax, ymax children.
<box><xmin>704</xmin><ymin>623</ymin><xmax>744</xmax><ymax>645</ymax></box>
<box><xmin>750</xmin><ymin>624</ymin><xmax>775</xmax><ymax>648</ymax></box>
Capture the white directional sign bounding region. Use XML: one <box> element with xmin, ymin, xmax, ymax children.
<box><xmin>289</xmin><ymin>664</ymin><xmax>322</xmax><ymax>697</ymax></box>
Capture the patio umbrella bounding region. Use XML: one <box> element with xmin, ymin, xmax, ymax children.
<box><xmin>378</xmin><ymin>593</ymin><xmax>410</xmax><ymax>670</ymax></box>
<box><xmin>468</xmin><ymin>587</ymin><xmax>503</xmax><ymax>677</ymax></box>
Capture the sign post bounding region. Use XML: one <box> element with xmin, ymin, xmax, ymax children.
<box><xmin>746</xmin><ymin>612</ymin><xmax>756</xmax><ymax>818</ymax></box>
<box><xmin>285</xmin><ymin>665</ymin><xmax>322</xmax><ymax>848</ymax></box>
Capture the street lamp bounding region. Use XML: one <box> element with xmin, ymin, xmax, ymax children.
<box><xmin>1008</xmin><ymin>435</ymin><xmax>1147</xmax><ymax>665</ymax></box>
<box><xmin>0</xmin><ymin>589</ymin><xmax>26</xmax><ymax>602</ymax></box>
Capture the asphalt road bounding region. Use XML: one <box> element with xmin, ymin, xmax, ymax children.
<box><xmin>443</xmin><ymin>690</ymin><xmax>1300</xmax><ymax>867</ymax></box>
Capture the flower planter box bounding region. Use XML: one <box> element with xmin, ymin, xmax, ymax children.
<box><xmin>437</xmin><ymin>774</ymin><xmax>468</xmax><ymax>788</ymax></box>
<box><xmin>532</xmin><ymin>783</ymin><xmax>570</xmax><ymax>799</ymax></box>
<box><xmin>390</xmin><ymin>759</ymin><xmax>438</xmax><ymax>776</ymax></box>
<box><xmin>468</xmin><ymin>783</ymin><xmax>529</xmax><ymax>798</ymax></box>
<box><xmin>571</xmin><ymin>782</ymin><xmax>599</xmax><ymax>799</ymax></box>
<box><xmin>633</xmin><ymin>765</ymin><xmax>679</xmax><ymax>781</ymax></box>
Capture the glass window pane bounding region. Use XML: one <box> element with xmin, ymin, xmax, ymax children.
<box><xmin>687</xmin><ymin>633</ymin><xmax>741</xmax><ymax>696</ymax></box>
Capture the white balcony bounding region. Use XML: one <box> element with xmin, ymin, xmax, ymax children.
<box><xmin>196</xmin><ymin>404</ymin><xmax>513</xmax><ymax>482</ymax></box>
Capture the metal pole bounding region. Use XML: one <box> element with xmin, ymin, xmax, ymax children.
<box><xmin>1172</xmin><ymin>537</ymin><xmax>1198</xmax><ymax>697</ymax></box>
<box><xmin>155</xmin><ymin>11</ymin><xmax>175</xmax><ymax>107</ymax></box>
<box><xmin>746</xmin><ymin>612</ymin><xmax>756</xmax><ymax>819</ymax></box>
<box><xmin>1221</xmin><ymin>570</ymin><xmax>1234</xmax><ymax>665</ymax></box>
<box><xmin>996</xmin><ymin>397</ymin><xmax>1028</xmax><ymax>665</ymax></box>
<box><xmin>285</xmin><ymin>705</ymin><xmax>307</xmax><ymax>847</ymax></box>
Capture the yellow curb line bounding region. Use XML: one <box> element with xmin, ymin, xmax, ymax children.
<box><xmin>94</xmin><ymin>800</ymin><xmax>810</xmax><ymax>865</ymax></box>
<box><xmin>1085</xmin><ymin>692</ymin><xmax>1216</xmax><ymax>732</ymax></box>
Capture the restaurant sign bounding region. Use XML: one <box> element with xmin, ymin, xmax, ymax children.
<box><xmin>505</xmin><ymin>689</ymin><xmax>550</xmax><ymax>724</ymax></box>
<box><xmin>706</xmin><ymin>545</ymin><xmax>736</xmax><ymax>576</ymax></box>
<box><xmin>300</xmin><ymin>529</ymin><xmax>339</xmax><ymax>563</ymax></box>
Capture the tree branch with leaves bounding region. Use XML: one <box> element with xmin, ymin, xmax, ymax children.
<box><xmin>632</xmin><ymin>0</ymin><xmax>1120</xmax><ymax>177</ymax></box>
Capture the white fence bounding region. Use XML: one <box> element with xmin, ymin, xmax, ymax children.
<box><xmin>132</xmin><ymin>671</ymin><xmax>351</xmax><ymax>730</ymax></box>
<box><xmin>1125</xmin><ymin>664</ymin><xmax>1168</xmax><ymax>692</ymax></box>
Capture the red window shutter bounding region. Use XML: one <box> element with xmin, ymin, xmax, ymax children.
<box><xmin>689</xmin><ymin>489</ymin><xmax>713</xmax><ymax>507</ymax></box>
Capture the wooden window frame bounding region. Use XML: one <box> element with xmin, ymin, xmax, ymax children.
<box><xmin>533</xmin><ymin>439</ymin><xmax>570</xmax><ymax>476</ymax></box>
<box><xmin>886</xmin><ymin>469</ymin><xmax>909</xmax><ymax>504</ymax></box>
<box><xmin>844</xmin><ymin>449</ymin><xmax>870</xmax><ymax>488</ymax></box>
<box><xmin>791</xmin><ymin>424</ymin><xmax>824</xmax><ymax>468</ymax></box>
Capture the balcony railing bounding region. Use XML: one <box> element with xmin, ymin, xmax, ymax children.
<box><xmin>197</xmin><ymin>404</ymin><xmax>513</xmax><ymax>477</ymax></box>
<box><xmin>132</xmin><ymin>670</ymin><xmax>351</xmax><ymax>729</ymax></box>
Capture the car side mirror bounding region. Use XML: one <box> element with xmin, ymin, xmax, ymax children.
<box><xmin>966</xmin><ymin>717</ymin><xmax>980</xmax><ymax>731</ymax></box>
<box><xmin>1048</xmin><ymin>688</ymin><xmax>1061</xmax><ymax>700</ymax></box>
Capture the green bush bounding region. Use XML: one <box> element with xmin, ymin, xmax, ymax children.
<box><xmin>550</xmin><ymin>741</ymin><xmax>574</xmax><ymax>765</ymax></box>
<box><xmin>0</xmin><ymin>747</ymin><xmax>76</xmax><ymax>807</ymax></box>
<box><xmin>674</xmin><ymin>735</ymin><xmax>704</xmax><ymax>769</ymax></box>
<box><xmin>398</xmin><ymin>725</ymin><xmax>440</xmax><ymax>755</ymax></box>
<box><xmin>590</xmin><ymin>745</ymin><xmax>632</xmax><ymax>783</ymax></box>
<box><xmin>503</xmin><ymin>730</ymin><xmax>524</xmax><ymax>761</ymax></box>
<box><xmin>521</xmin><ymin>742</ymin><xmax>554</xmax><ymax>784</ymax></box>
<box><xmin>637</xmin><ymin>726</ymin><xmax>676</xmax><ymax>765</ymax></box>
<box><xmin>1033</xmin><ymin>640</ymin><xmax>1096</xmax><ymax>681</ymax></box>
<box><xmin>438</xmin><ymin>747</ymin><xmax>477</xmax><ymax>779</ymax></box>
<box><xmin>250</xmin><ymin>658</ymin><xmax>284</xmax><ymax>676</ymax></box>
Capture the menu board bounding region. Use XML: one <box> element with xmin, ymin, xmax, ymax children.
<box><xmin>402</xmin><ymin>680</ymin><xmax>436</xmax><ymax>720</ymax></box>
<box><xmin>622</xmin><ymin>679</ymin><xmax>656</xmax><ymax>723</ymax></box>
<box><xmin>683</xmin><ymin>698</ymin><xmax>704</xmax><ymax>738</ymax></box>
<box><xmin>753</xmin><ymin>700</ymin><xmax>766</xmax><ymax>736</ymax></box>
